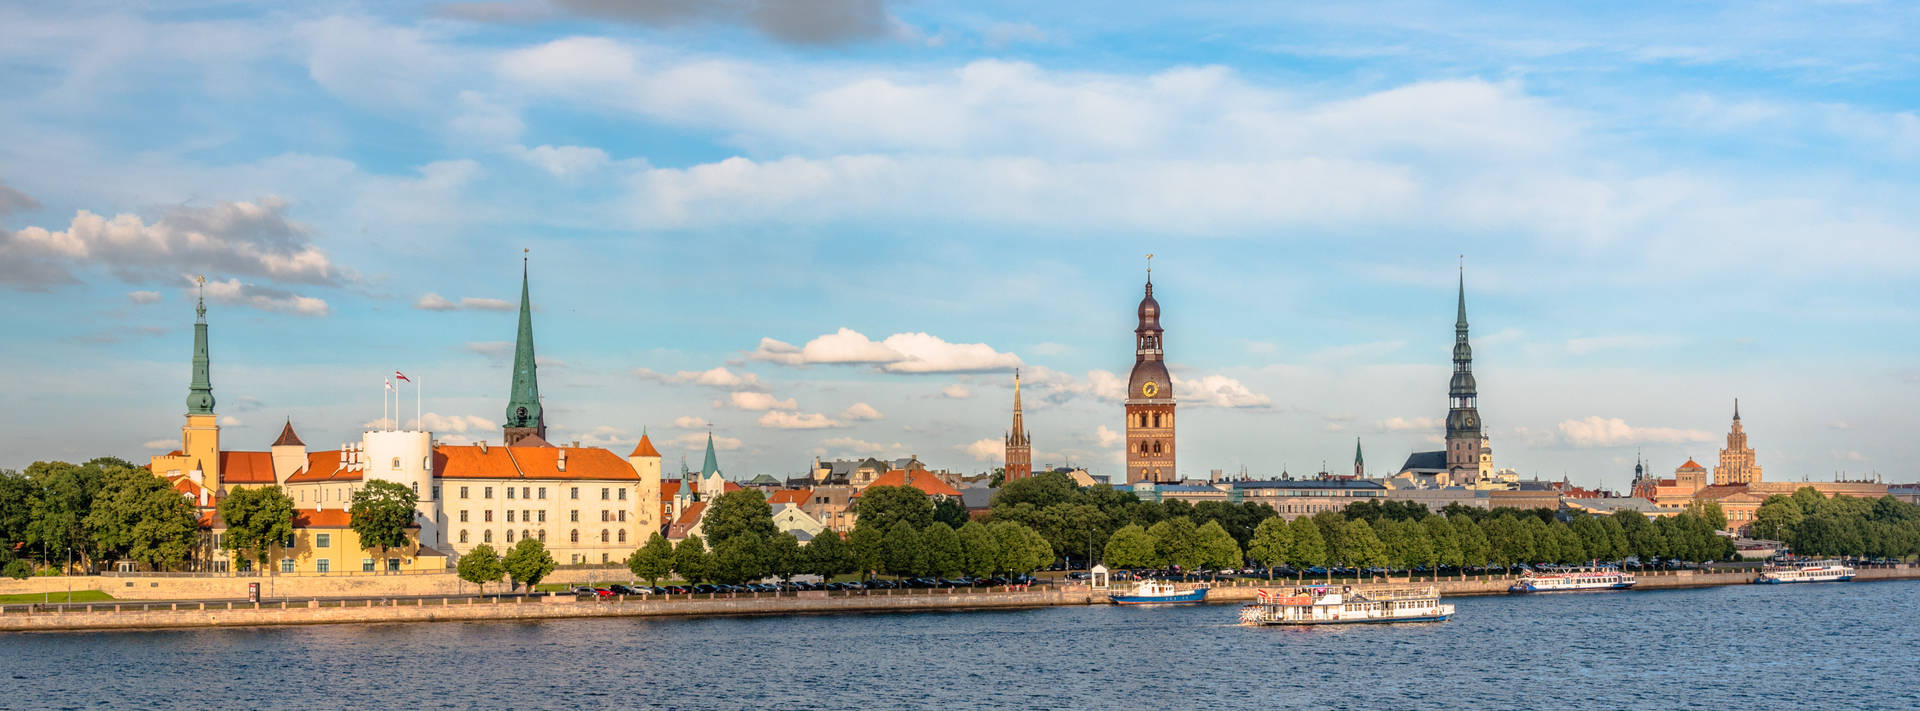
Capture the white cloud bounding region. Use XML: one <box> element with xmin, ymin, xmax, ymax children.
<box><xmin>822</xmin><ymin>436</ymin><xmax>902</xmax><ymax>455</ymax></box>
<box><xmin>1095</xmin><ymin>425</ymin><xmax>1122</xmax><ymax>448</ymax></box>
<box><xmin>841</xmin><ymin>402</ymin><xmax>883</xmax><ymax>421</ymax></box>
<box><xmin>142</xmin><ymin>439</ymin><xmax>176</xmax><ymax>450</ymax></box>
<box><xmin>673</xmin><ymin>416</ymin><xmax>709</xmax><ymax>430</ymax></box>
<box><xmin>2</xmin><ymin>197</ymin><xmax>339</xmax><ymax>294</ymax></box>
<box><xmin>942</xmin><ymin>384</ymin><xmax>972</xmax><ymax>399</ymax></box>
<box><xmin>1032</xmin><ymin>342</ymin><xmax>1070</xmax><ymax>356</ymax></box>
<box><xmin>1831</xmin><ymin>449</ymin><xmax>1867</xmax><ymax>462</ymax></box>
<box><xmin>198</xmin><ymin>277</ymin><xmax>329</xmax><ymax>316</ymax></box>
<box><xmin>415</xmin><ymin>292</ymin><xmax>514</xmax><ymax>311</ymax></box>
<box><xmin>758</xmin><ymin>411</ymin><xmax>842</xmax><ymax>429</ymax></box>
<box><xmin>128</xmin><ymin>290</ymin><xmax>161</xmax><ymax>304</ymax></box>
<box><xmin>508</xmin><ymin>144</ymin><xmax>610</xmax><ymax>178</ymax></box>
<box><xmin>1557</xmin><ymin>417</ymin><xmax>1715</xmax><ymax>447</ymax></box>
<box><xmin>750</xmin><ymin>327</ymin><xmax>1021</xmax><ymax>373</ymax></box>
<box><xmin>466</xmin><ymin>341</ymin><xmax>512</xmax><ymax>356</ymax></box>
<box><xmin>961</xmin><ymin>437</ymin><xmax>1002</xmax><ymax>462</ymax></box>
<box><xmin>1378</xmin><ymin>416</ymin><xmax>1442</xmax><ymax>432</ymax></box>
<box><xmin>1086</xmin><ymin>370</ymin><xmax>1128</xmax><ymax>401</ymax></box>
<box><xmin>730</xmin><ymin>391</ymin><xmax>798</xmax><ymax>411</ymax></box>
<box><xmin>633</xmin><ymin>366</ymin><xmax>764</xmax><ymax>390</ymax></box>
<box><xmin>668</xmin><ymin>432</ymin><xmax>742</xmax><ymax>451</ymax></box>
<box><xmin>414</xmin><ymin>412</ymin><xmax>495</xmax><ymax>433</ymax></box>
<box><xmin>362</xmin><ymin>417</ymin><xmax>397</xmax><ymax>430</ymax></box>
<box><xmin>218</xmin><ymin>416</ymin><xmax>242</xmax><ymax>426</ymax></box>
<box><xmin>564</xmin><ymin>425</ymin><xmax>627</xmax><ymax>448</ymax></box>
<box><xmin>1171</xmin><ymin>373</ymin><xmax>1271</xmax><ymax>408</ymax></box>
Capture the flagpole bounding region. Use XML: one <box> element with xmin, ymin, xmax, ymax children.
<box><xmin>382</xmin><ymin>377</ymin><xmax>388</xmax><ymax>431</ymax></box>
<box><xmin>416</xmin><ymin>375</ymin><xmax>422</xmax><ymax>432</ymax></box>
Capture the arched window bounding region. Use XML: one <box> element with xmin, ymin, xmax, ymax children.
<box><xmin>538</xmin><ymin>529</ymin><xmax>547</xmax><ymax>541</ymax></box>
<box><xmin>1139</xmin><ymin>413</ymin><xmax>1149</xmax><ymax>428</ymax></box>
<box><xmin>522</xmin><ymin>529</ymin><xmax>530</xmax><ymax>542</ymax></box>
<box><xmin>506</xmin><ymin>529</ymin><xmax>515</xmax><ymax>542</ymax></box>
<box><xmin>570</xmin><ymin>529</ymin><xmax>579</xmax><ymax>543</ymax></box>
<box><xmin>482</xmin><ymin>530</ymin><xmax>492</xmax><ymax>543</ymax></box>
<box><xmin>1139</xmin><ymin>442</ymin><xmax>1149</xmax><ymax>454</ymax></box>
<box><xmin>618</xmin><ymin>529</ymin><xmax>627</xmax><ymax>544</ymax></box>
<box><xmin>459</xmin><ymin>530</ymin><xmax>469</xmax><ymax>543</ymax></box>
<box><xmin>1152</xmin><ymin>441</ymin><xmax>1162</xmax><ymax>454</ymax></box>
<box><xmin>600</xmin><ymin>529</ymin><xmax>610</xmax><ymax>543</ymax></box>
<box><xmin>1152</xmin><ymin>413</ymin><xmax>1160</xmax><ymax>428</ymax></box>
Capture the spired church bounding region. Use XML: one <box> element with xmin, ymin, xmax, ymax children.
<box><xmin>146</xmin><ymin>258</ymin><xmax>693</xmax><ymax>573</ymax></box>
<box><xmin>1394</xmin><ymin>268</ymin><xmax>1497</xmax><ymax>488</ymax></box>
<box><xmin>1125</xmin><ymin>268</ymin><xmax>1177</xmax><ymax>484</ymax></box>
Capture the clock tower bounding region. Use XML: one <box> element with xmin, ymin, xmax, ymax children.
<box><xmin>1125</xmin><ymin>267</ymin><xmax>1176</xmax><ymax>484</ymax></box>
<box><xmin>1443</xmin><ymin>266</ymin><xmax>1482</xmax><ymax>480</ymax></box>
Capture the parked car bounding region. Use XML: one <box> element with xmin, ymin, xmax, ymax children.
<box><xmin>572</xmin><ymin>586</ymin><xmax>598</xmax><ymax>598</ymax></box>
<box><xmin>608</xmin><ymin>584</ymin><xmax>636</xmax><ymax>595</ymax></box>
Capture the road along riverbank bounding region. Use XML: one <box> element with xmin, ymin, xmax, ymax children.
<box><xmin>7</xmin><ymin>566</ymin><xmax>1916</xmax><ymax>633</ymax></box>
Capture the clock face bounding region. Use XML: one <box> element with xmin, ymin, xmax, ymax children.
<box><xmin>1142</xmin><ymin>381</ymin><xmax>1158</xmax><ymax>397</ymax></box>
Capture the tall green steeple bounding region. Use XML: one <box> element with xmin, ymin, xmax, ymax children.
<box><xmin>503</xmin><ymin>255</ymin><xmax>546</xmax><ymax>445</ymax></box>
<box><xmin>186</xmin><ymin>278</ymin><xmax>215</xmax><ymax>415</ymax></box>
<box><xmin>700</xmin><ymin>431</ymin><xmax>722</xmax><ymax>478</ymax></box>
<box><xmin>1353</xmin><ymin>437</ymin><xmax>1364</xmax><ymax>477</ymax></box>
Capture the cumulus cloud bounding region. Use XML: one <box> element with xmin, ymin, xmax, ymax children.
<box><xmin>128</xmin><ymin>290</ymin><xmax>162</xmax><ymax>304</ymax></box>
<box><xmin>1378</xmin><ymin>416</ymin><xmax>1442</xmax><ymax>432</ymax></box>
<box><xmin>466</xmin><ymin>341</ymin><xmax>512</xmax><ymax>356</ymax></box>
<box><xmin>199</xmin><ymin>277</ymin><xmax>330</xmax><ymax>316</ymax></box>
<box><xmin>0</xmin><ymin>197</ymin><xmax>337</xmax><ymax>291</ymax></box>
<box><xmin>415</xmin><ymin>293</ymin><xmax>514</xmax><ymax>311</ymax></box>
<box><xmin>668</xmin><ymin>432</ymin><xmax>742</xmax><ymax>451</ymax></box>
<box><xmin>633</xmin><ymin>366</ymin><xmax>764</xmax><ymax>390</ymax></box>
<box><xmin>1557</xmin><ymin>417</ymin><xmax>1714</xmax><ymax>447</ymax></box>
<box><xmin>565</xmin><ymin>425</ymin><xmax>628</xmax><ymax>448</ymax></box>
<box><xmin>758</xmin><ymin>411</ymin><xmax>842</xmax><ymax>429</ymax></box>
<box><xmin>449</xmin><ymin>0</ymin><xmax>904</xmax><ymax>46</ymax></box>
<box><xmin>841</xmin><ymin>402</ymin><xmax>883</xmax><ymax>421</ymax></box>
<box><xmin>941</xmin><ymin>384</ymin><xmax>972</xmax><ymax>399</ymax></box>
<box><xmin>413</xmin><ymin>412</ymin><xmax>496</xmax><ymax>432</ymax></box>
<box><xmin>1172</xmin><ymin>374</ymin><xmax>1271</xmax><ymax>408</ymax></box>
<box><xmin>218</xmin><ymin>416</ymin><xmax>243</xmax><ymax>426</ymax></box>
<box><xmin>730</xmin><ymin>391</ymin><xmax>798</xmax><ymax>411</ymax></box>
<box><xmin>142</xmin><ymin>439</ymin><xmax>178</xmax><ymax>450</ymax></box>
<box><xmin>1086</xmin><ymin>370</ymin><xmax>1128</xmax><ymax>401</ymax></box>
<box><xmin>508</xmin><ymin>144</ymin><xmax>610</xmax><ymax>178</ymax></box>
<box><xmin>673</xmin><ymin>416</ymin><xmax>709</xmax><ymax>429</ymax></box>
<box><xmin>961</xmin><ymin>437</ymin><xmax>1002</xmax><ymax>462</ymax></box>
<box><xmin>822</xmin><ymin>436</ymin><xmax>902</xmax><ymax>455</ymax></box>
<box><xmin>1095</xmin><ymin>425</ymin><xmax>1123</xmax><ymax>448</ymax></box>
<box><xmin>750</xmin><ymin>328</ymin><xmax>1021</xmax><ymax>373</ymax></box>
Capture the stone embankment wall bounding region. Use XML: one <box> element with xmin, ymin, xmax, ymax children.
<box><xmin>0</xmin><ymin>566</ymin><xmax>639</xmax><ymax>601</ymax></box>
<box><xmin>0</xmin><ymin>587</ymin><xmax>1095</xmax><ymax>633</ymax></box>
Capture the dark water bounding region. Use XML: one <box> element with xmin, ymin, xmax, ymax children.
<box><xmin>6</xmin><ymin>581</ymin><xmax>1918</xmax><ymax>710</ymax></box>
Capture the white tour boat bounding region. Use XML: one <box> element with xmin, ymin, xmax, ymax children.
<box><xmin>1508</xmin><ymin>567</ymin><xmax>1637</xmax><ymax>593</ymax></box>
<box><xmin>1239</xmin><ymin>585</ymin><xmax>1453</xmax><ymax>626</ymax></box>
<box><xmin>1754</xmin><ymin>560</ymin><xmax>1855</xmax><ymax>584</ymax></box>
<box><xmin>1108</xmin><ymin>579</ymin><xmax>1209</xmax><ymax>605</ymax></box>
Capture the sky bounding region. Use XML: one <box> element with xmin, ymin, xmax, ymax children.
<box><xmin>1</xmin><ymin>1</ymin><xmax>1916</xmax><ymax>491</ymax></box>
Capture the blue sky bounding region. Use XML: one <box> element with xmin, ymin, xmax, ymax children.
<box><xmin>2</xmin><ymin>1</ymin><xmax>1915</xmax><ymax>489</ymax></box>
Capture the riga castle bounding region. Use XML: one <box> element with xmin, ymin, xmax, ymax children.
<box><xmin>147</xmin><ymin>259</ymin><xmax>680</xmax><ymax>573</ymax></box>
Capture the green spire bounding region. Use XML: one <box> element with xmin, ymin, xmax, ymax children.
<box><xmin>1455</xmin><ymin>262</ymin><xmax>1468</xmax><ymax>330</ymax></box>
<box><xmin>504</xmin><ymin>255</ymin><xmax>543</xmax><ymax>430</ymax></box>
<box><xmin>700</xmin><ymin>431</ymin><xmax>721</xmax><ymax>477</ymax></box>
<box><xmin>1354</xmin><ymin>437</ymin><xmax>1363</xmax><ymax>469</ymax></box>
<box><xmin>186</xmin><ymin>277</ymin><xmax>215</xmax><ymax>414</ymax></box>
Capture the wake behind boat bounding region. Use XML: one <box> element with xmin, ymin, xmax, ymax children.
<box><xmin>1239</xmin><ymin>585</ymin><xmax>1453</xmax><ymax>626</ymax></box>
<box><xmin>1108</xmin><ymin>579</ymin><xmax>1209</xmax><ymax>605</ymax></box>
<box><xmin>1755</xmin><ymin>560</ymin><xmax>1855</xmax><ymax>584</ymax></box>
<box><xmin>1509</xmin><ymin>566</ymin><xmax>1637</xmax><ymax>593</ymax></box>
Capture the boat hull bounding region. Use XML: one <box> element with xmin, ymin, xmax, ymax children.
<box><xmin>1508</xmin><ymin>581</ymin><xmax>1637</xmax><ymax>593</ymax></box>
<box><xmin>1110</xmin><ymin>588</ymin><xmax>1208</xmax><ymax>604</ymax></box>
<box><xmin>1249</xmin><ymin>613</ymin><xmax>1453</xmax><ymax>626</ymax></box>
<box><xmin>1754</xmin><ymin>574</ymin><xmax>1854</xmax><ymax>584</ymax></box>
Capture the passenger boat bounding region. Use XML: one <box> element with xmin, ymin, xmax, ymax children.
<box><xmin>1754</xmin><ymin>560</ymin><xmax>1855</xmax><ymax>584</ymax></box>
<box><xmin>1107</xmin><ymin>579</ymin><xmax>1209</xmax><ymax>605</ymax></box>
<box><xmin>1238</xmin><ymin>585</ymin><xmax>1453</xmax><ymax>626</ymax></box>
<box><xmin>1508</xmin><ymin>567</ymin><xmax>1636</xmax><ymax>593</ymax></box>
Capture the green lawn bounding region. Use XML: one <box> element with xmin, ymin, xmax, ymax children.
<box><xmin>0</xmin><ymin>590</ymin><xmax>116</xmax><ymax>604</ymax></box>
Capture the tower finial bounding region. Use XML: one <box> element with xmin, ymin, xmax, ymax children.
<box><xmin>1146</xmin><ymin>253</ymin><xmax>1154</xmax><ymax>284</ymax></box>
<box><xmin>1733</xmin><ymin>398</ymin><xmax>1740</xmax><ymax>420</ymax></box>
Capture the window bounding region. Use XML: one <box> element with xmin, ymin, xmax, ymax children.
<box><xmin>601</xmin><ymin>553</ymin><xmax>609</xmax><ymax>564</ymax></box>
<box><xmin>507</xmin><ymin>510</ymin><xmax>516</xmax><ymax>523</ymax></box>
<box><xmin>601</xmin><ymin>488</ymin><xmax>610</xmax><ymax>501</ymax></box>
<box><xmin>460</xmin><ymin>486</ymin><xmax>469</xmax><ymax>499</ymax></box>
<box><xmin>570</xmin><ymin>529</ymin><xmax>579</xmax><ymax>543</ymax></box>
<box><xmin>459</xmin><ymin>530</ymin><xmax>469</xmax><ymax>543</ymax></box>
<box><xmin>522</xmin><ymin>529</ymin><xmax>530</xmax><ymax>542</ymax></box>
<box><xmin>618</xmin><ymin>488</ymin><xmax>627</xmax><ymax>501</ymax></box>
<box><xmin>484</xmin><ymin>510</ymin><xmax>493</xmax><ymax>522</ymax></box>
<box><xmin>508</xmin><ymin>487</ymin><xmax>516</xmax><ymax>500</ymax></box>
<box><xmin>537</xmin><ymin>511</ymin><xmax>546</xmax><ymax>523</ymax></box>
<box><xmin>363</xmin><ymin>558</ymin><xmax>375</xmax><ymax>572</ymax></box>
<box><xmin>316</xmin><ymin>559</ymin><xmax>330</xmax><ymax>573</ymax></box>
<box><xmin>538</xmin><ymin>529</ymin><xmax>547</xmax><ymax>541</ymax></box>
<box><xmin>1139</xmin><ymin>413</ymin><xmax>1148</xmax><ymax>427</ymax></box>
<box><xmin>1152</xmin><ymin>413</ymin><xmax>1160</xmax><ymax>428</ymax></box>
<box><xmin>281</xmin><ymin>559</ymin><xmax>295</xmax><ymax>573</ymax></box>
<box><xmin>387</xmin><ymin>559</ymin><xmax>400</xmax><ymax>572</ymax></box>
<box><xmin>392</xmin><ymin>457</ymin><xmax>400</xmax><ymax>470</ymax></box>
<box><xmin>315</xmin><ymin>533</ymin><xmax>331</xmax><ymax>549</ymax></box>
<box><xmin>432</xmin><ymin>486</ymin><xmax>440</xmax><ymax>500</ymax></box>
<box><xmin>570</xmin><ymin>487</ymin><xmax>579</xmax><ymax>500</ymax></box>
<box><xmin>506</xmin><ymin>529</ymin><xmax>515</xmax><ymax>542</ymax></box>
<box><xmin>484</xmin><ymin>487</ymin><xmax>494</xmax><ymax>499</ymax></box>
<box><xmin>1152</xmin><ymin>441</ymin><xmax>1162</xmax><ymax>454</ymax></box>
<box><xmin>601</xmin><ymin>529</ymin><xmax>609</xmax><ymax>543</ymax></box>
<box><xmin>538</xmin><ymin>487</ymin><xmax>546</xmax><ymax>500</ymax></box>
<box><xmin>459</xmin><ymin>510</ymin><xmax>469</xmax><ymax>523</ymax></box>
<box><xmin>1139</xmin><ymin>442</ymin><xmax>1149</xmax><ymax>454</ymax></box>
<box><xmin>522</xmin><ymin>487</ymin><xmax>530</xmax><ymax>500</ymax></box>
<box><xmin>523</xmin><ymin>510</ymin><xmax>531</xmax><ymax>523</ymax></box>
<box><xmin>618</xmin><ymin>510</ymin><xmax>627</xmax><ymax>522</ymax></box>
<box><xmin>570</xmin><ymin>510</ymin><xmax>579</xmax><ymax>522</ymax></box>
<box><xmin>283</xmin><ymin>534</ymin><xmax>296</xmax><ymax>548</ymax></box>
<box><xmin>483</xmin><ymin>530</ymin><xmax>493</xmax><ymax>543</ymax></box>
<box><xmin>601</xmin><ymin>510</ymin><xmax>609</xmax><ymax>522</ymax></box>
<box><xmin>618</xmin><ymin>529</ymin><xmax>627</xmax><ymax>543</ymax></box>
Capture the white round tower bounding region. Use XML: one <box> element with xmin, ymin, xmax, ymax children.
<box><xmin>361</xmin><ymin>429</ymin><xmax>437</xmax><ymax>546</ymax></box>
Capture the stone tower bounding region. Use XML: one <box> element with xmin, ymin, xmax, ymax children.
<box><xmin>629</xmin><ymin>429</ymin><xmax>663</xmax><ymax>536</ymax></box>
<box><xmin>503</xmin><ymin>255</ymin><xmax>548</xmax><ymax>446</ymax></box>
<box><xmin>1004</xmin><ymin>369</ymin><xmax>1032</xmax><ymax>482</ymax></box>
<box><xmin>1443</xmin><ymin>266</ymin><xmax>1482</xmax><ymax>480</ymax></box>
<box><xmin>182</xmin><ymin>278</ymin><xmax>222</xmax><ymax>488</ymax></box>
<box><xmin>1714</xmin><ymin>400</ymin><xmax>1763</xmax><ymax>485</ymax></box>
<box><xmin>1125</xmin><ymin>268</ymin><xmax>1176</xmax><ymax>484</ymax></box>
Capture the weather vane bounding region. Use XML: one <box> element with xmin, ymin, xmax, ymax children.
<box><xmin>1146</xmin><ymin>253</ymin><xmax>1154</xmax><ymax>280</ymax></box>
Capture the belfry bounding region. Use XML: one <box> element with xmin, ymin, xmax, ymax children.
<box><xmin>1125</xmin><ymin>259</ymin><xmax>1176</xmax><ymax>484</ymax></box>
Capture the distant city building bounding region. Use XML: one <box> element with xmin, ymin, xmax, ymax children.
<box><xmin>1125</xmin><ymin>267</ymin><xmax>1177</xmax><ymax>484</ymax></box>
<box><xmin>1444</xmin><ymin>266</ymin><xmax>1483</xmax><ymax>480</ymax></box>
<box><xmin>1626</xmin><ymin>408</ymin><xmax>1886</xmax><ymax>534</ymax></box>
<box><xmin>1004</xmin><ymin>369</ymin><xmax>1033</xmax><ymax>482</ymax></box>
<box><xmin>1713</xmin><ymin>400</ymin><xmax>1763</xmax><ymax>485</ymax></box>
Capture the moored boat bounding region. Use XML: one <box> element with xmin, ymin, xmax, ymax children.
<box><xmin>1108</xmin><ymin>579</ymin><xmax>1209</xmax><ymax>605</ymax></box>
<box><xmin>1238</xmin><ymin>585</ymin><xmax>1453</xmax><ymax>626</ymax></box>
<box><xmin>1754</xmin><ymin>560</ymin><xmax>1855</xmax><ymax>584</ymax></box>
<box><xmin>1508</xmin><ymin>566</ymin><xmax>1637</xmax><ymax>593</ymax></box>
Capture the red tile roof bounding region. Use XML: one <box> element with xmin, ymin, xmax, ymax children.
<box><xmin>435</xmin><ymin>445</ymin><xmax>638</xmax><ymax>481</ymax></box>
<box><xmin>676</xmin><ymin>501</ymin><xmax>707</xmax><ymax>527</ymax></box>
<box><xmin>865</xmin><ymin>469</ymin><xmax>962</xmax><ymax>498</ymax></box>
<box><xmin>272</xmin><ymin>420</ymin><xmax>305</xmax><ymax>447</ymax></box>
<box><xmin>768</xmin><ymin>489</ymin><xmax>811</xmax><ymax>507</ymax></box>
<box><xmin>285</xmin><ymin>451</ymin><xmax>362</xmax><ymax>483</ymax></box>
<box><xmin>662</xmin><ymin>479</ymin><xmax>682</xmax><ymax>501</ymax></box>
<box><xmin>219</xmin><ymin>451</ymin><xmax>276</xmax><ymax>484</ymax></box>
<box><xmin>1679</xmin><ymin>459</ymin><xmax>1706</xmax><ymax>470</ymax></box>
<box><xmin>294</xmin><ymin>509</ymin><xmax>354</xmax><ymax>528</ymax></box>
<box><xmin>630</xmin><ymin>434</ymin><xmax>661</xmax><ymax>458</ymax></box>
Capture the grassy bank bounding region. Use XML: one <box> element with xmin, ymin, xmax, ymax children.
<box><xmin>0</xmin><ymin>590</ymin><xmax>115</xmax><ymax>604</ymax></box>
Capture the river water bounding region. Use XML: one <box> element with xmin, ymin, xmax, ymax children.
<box><xmin>6</xmin><ymin>580</ymin><xmax>1916</xmax><ymax>710</ymax></box>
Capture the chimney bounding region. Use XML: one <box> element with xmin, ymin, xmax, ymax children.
<box><xmin>558</xmin><ymin>449</ymin><xmax>568</xmax><ymax>472</ymax></box>
<box><xmin>571</xmin><ymin>440</ymin><xmax>580</xmax><ymax>449</ymax></box>
<box><xmin>478</xmin><ymin>440</ymin><xmax>488</xmax><ymax>454</ymax></box>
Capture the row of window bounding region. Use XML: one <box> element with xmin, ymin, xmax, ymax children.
<box><xmin>455</xmin><ymin>509</ymin><xmax>629</xmax><ymax>524</ymax></box>
<box><xmin>456</xmin><ymin>528</ymin><xmax>629</xmax><ymax>545</ymax></box>
<box><xmin>1134</xmin><ymin>413</ymin><xmax>1170</xmax><ymax>428</ymax></box>
<box><xmin>1136</xmin><ymin>440</ymin><xmax>1166</xmax><ymax>454</ymax></box>
<box><xmin>283</xmin><ymin>558</ymin><xmax>401</xmax><ymax>573</ymax></box>
<box><xmin>456</xmin><ymin>485</ymin><xmax>629</xmax><ymax>501</ymax></box>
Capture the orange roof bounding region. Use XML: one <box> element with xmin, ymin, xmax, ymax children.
<box><xmin>1679</xmin><ymin>459</ymin><xmax>1706</xmax><ymax>470</ymax></box>
<box><xmin>768</xmin><ymin>489</ymin><xmax>811</xmax><ymax>507</ymax></box>
<box><xmin>630</xmin><ymin>434</ymin><xmax>661</xmax><ymax>458</ymax></box>
<box><xmin>293</xmin><ymin>509</ymin><xmax>354</xmax><ymax>528</ymax></box>
<box><xmin>723</xmin><ymin>481</ymin><xmax>742</xmax><ymax>494</ymax></box>
<box><xmin>866</xmin><ymin>469</ymin><xmax>962</xmax><ymax>498</ymax></box>
<box><xmin>285</xmin><ymin>451</ymin><xmax>362</xmax><ymax>483</ymax></box>
<box><xmin>219</xmin><ymin>451</ymin><xmax>275</xmax><ymax>484</ymax></box>
<box><xmin>435</xmin><ymin>445</ymin><xmax>638</xmax><ymax>481</ymax></box>
<box><xmin>662</xmin><ymin>479</ymin><xmax>681</xmax><ymax>501</ymax></box>
<box><xmin>675</xmin><ymin>501</ymin><xmax>707</xmax><ymax>527</ymax></box>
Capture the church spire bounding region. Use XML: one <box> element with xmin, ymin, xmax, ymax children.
<box><xmin>700</xmin><ymin>430</ymin><xmax>722</xmax><ymax>477</ymax></box>
<box><xmin>503</xmin><ymin>252</ymin><xmax>547</xmax><ymax>445</ymax></box>
<box><xmin>186</xmin><ymin>276</ymin><xmax>215</xmax><ymax>415</ymax></box>
<box><xmin>1354</xmin><ymin>437</ymin><xmax>1365</xmax><ymax>477</ymax></box>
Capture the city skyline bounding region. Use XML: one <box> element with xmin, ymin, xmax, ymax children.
<box><xmin>1</xmin><ymin>2</ymin><xmax>1915</xmax><ymax>487</ymax></box>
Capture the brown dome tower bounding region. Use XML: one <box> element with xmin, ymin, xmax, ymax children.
<box><xmin>1125</xmin><ymin>263</ymin><xmax>1176</xmax><ymax>484</ymax></box>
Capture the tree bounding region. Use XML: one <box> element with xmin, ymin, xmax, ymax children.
<box><xmin>709</xmin><ymin>534</ymin><xmax>769</xmax><ymax>584</ymax></box>
<box><xmin>881</xmin><ymin>520</ymin><xmax>926</xmax><ymax>577</ymax></box>
<box><xmin>503</xmin><ymin>537</ymin><xmax>557</xmax><ymax>592</ymax></box>
<box><xmin>1548</xmin><ymin>523</ymin><xmax>1585</xmax><ymax>565</ymax></box>
<box><xmin>1422</xmin><ymin>516</ymin><xmax>1460</xmax><ymax>573</ymax></box>
<box><xmin>672</xmin><ymin>534</ymin><xmax>711</xmax><ymax>584</ymax></box>
<box><xmin>1286</xmin><ymin>517</ymin><xmax>1327</xmax><ymax>577</ymax></box>
<box><xmin>932</xmin><ymin>498</ymin><xmax>970</xmax><ymax>529</ymax></box>
<box><xmin>922</xmin><ymin>522</ymin><xmax>963</xmax><ymax>577</ymax></box>
<box><xmin>0</xmin><ymin>471</ymin><xmax>34</xmax><ymax>559</ymax></box>
<box><xmin>1148</xmin><ymin>517</ymin><xmax>1201</xmax><ymax>570</ymax></box>
<box><xmin>991</xmin><ymin>471</ymin><xmax>1079</xmax><ymax>512</ymax></box>
<box><xmin>1397</xmin><ymin>520</ymin><xmax>1434</xmax><ymax>575</ymax></box>
<box><xmin>349</xmin><ymin>479</ymin><xmax>419</xmax><ymax>574</ymax></box>
<box><xmin>1338</xmin><ymin>519</ymin><xmax>1389</xmax><ymax>576</ymax></box>
<box><xmin>703</xmin><ymin>489</ymin><xmax>778</xmax><ymax>548</ymax></box>
<box><xmin>1032</xmin><ymin>503</ymin><xmax>1110</xmax><ymax>567</ymax></box>
<box><xmin>1481</xmin><ymin>516</ymin><xmax>1527</xmax><ymax>570</ymax></box>
<box><xmin>1247</xmin><ymin>517</ymin><xmax>1293</xmax><ymax>577</ymax></box>
<box><xmin>457</xmin><ymin>544</ymin><xmax>504</xmax><ymax>594</ymax></box>
<box><xmin>3</xmin><ymin>559</ymin><xmax>30</xmax><ymax>580</ymax></box>
<box><xmin>25</xmin><ymin>460</ymin><xmax>111</xmax><ymax>571</ymax></box>
<box><xmin>218</xmin><ymin>485</ymin><xmax>294</xmax><ymax>574</ymax></box>
<box><xmin>854</xmin><ymin>485</ymin><xmax>935</xmax><ymax>535</ymax></box>
<box><xmin>1452</xmin><ymin>514</ymin><xmax>1491</xmax><ymax>572</ymax></box>
<box><xmin>766</xmin><ymin>533</ymin><xmax>804</xmax><ymax>582</ymax></box>
<box><xmin>627</xmin><ymin>532</ymin><xmax>675</xmax><ymax>586</ymax></box>
<box><xmin>848</xmin><ymin>524</ymin><xmax>884</xmax><ymax>577</ymax></box>
<box><xmin>1685</xmin><ymin>500</ymin><xmax>1729</xmax><ymax>532</ymax></box>
<box><xmin>806</xmin><ymin>529</ymin><xmax>857</xmax><ymax>580</ymax></box>
<box><xmin>85</xmin><ymin>467</ymin><xmax>198</xmax><ymax>571</ymax></box>
<box><xmin>959</xmin><ymin>521</ymin><xmax>1002</xmax><ymax>577</ymax></box>
<box><xmin>990</xmin><ymin>522</ymin><xmax>1051</xmax><ymax>575</ymax></box>
<box><xmin>1751</xmin><ymin>498</ymin><xmax>1804</xmax><ymax>541</ymax></box>
<box><xmin>1103</xmin><ymin>524</ymin><xmax>1156</xmax><ymax>570</ymax></box>
<box><xmin>1194</xmin><ymin>520</ymin><xmax>1242</xmax><ymax>571</ymax></box>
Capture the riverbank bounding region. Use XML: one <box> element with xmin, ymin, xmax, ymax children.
<box><xmin>7</xmin><ymin>565</ymin><xmax>1916</xmax><ymax>633</ymax></box>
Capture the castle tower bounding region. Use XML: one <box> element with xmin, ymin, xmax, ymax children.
<box><xmin>1004</xmin><ymin>369</ymin><xmax>1033</xmax><ymax>482</ymax></box>
<box><xmin>1714</xmin><ymin>400</ymin><xmax>1763</xmax><ymax>485</ymax></box>
<box><xmin>629</xmin><ymin>429</ymin><xmax>663</xmax><ymax>536</ymax></box>
<box><xmin>270</xmin><ymin>419</ymin><xmax>308</xmax><ymax>485</ymax></box>
<box><xmin>1125</xmin><ymin>263</ymin><xmax>1176</xmax><ymax>484</ymax></box>
<box><xmin>503</xmin><ymin>255</ymin><xmax>548</xmax><ymax>446</ymax></box>
<box><xmin>1443</xmin><ymin>265</ymin><xmax>1482</xmax><ymax>480</ymax></box>
<box><xmin>182</xmin><ymin>278</ymin><xmax>222</xmax><ymax>489</ymax></box>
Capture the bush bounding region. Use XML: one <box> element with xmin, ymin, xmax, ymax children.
<box><xmin>4</xmin><ymin>559</ymin><xmax>32</xmax><ymax>580</ymax></box>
